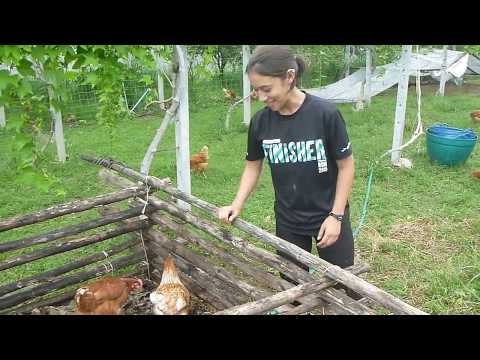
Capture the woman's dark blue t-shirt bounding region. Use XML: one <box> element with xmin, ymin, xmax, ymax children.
<box><xmin>246</xmin><ymin>93</ymin><xmax>352</xmax><ymax>234</ymax></box>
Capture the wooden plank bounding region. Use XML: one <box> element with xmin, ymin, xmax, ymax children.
<box><xmin>215</xmin><ymin>279</ymin><xmax>342</xmax><ymax>315</ymax></box>
<box><xmin>0</xmin><ymin>219</ymin><xmax>148</xmax><ymax>272</ymax></box>
<box><xmin>0</xmin><ymin>186</ymin><xmax>148</xmax><ymax>232</ymax></box>
<box><xmin>0</xmin><ymin>237</ymin><xmax>140</xmax><ymax>297</ymax></box>
<box><xmin>0</xmin><ymin>205</ymin><xmax>150</xmax><ymax>253</ymax></box>
<box><xmin>216</xmin><ymin>263</ymin><xmax>372</xmax><ymax>315</ymax></box>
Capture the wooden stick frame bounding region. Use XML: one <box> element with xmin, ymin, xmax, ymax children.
<box><xmin>81</xmin><ymin>154</ymin><xmax>428</xmax><ymax>315</ymax></box>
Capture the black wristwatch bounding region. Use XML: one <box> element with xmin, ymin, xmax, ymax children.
<box><xmin>329</xmin><ymin>212</ymin><xmax>344</xmax><ymax>222</ymax></box>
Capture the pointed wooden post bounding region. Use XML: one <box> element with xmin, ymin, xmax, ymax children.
<box><xmin>242</xmin><ymin>45</ymin><xmax>251</xmax><ymax>127</ymax></box>
<box><xmin>47</xmin><ymin>86</ymin><xmax>67</xmax><ymax>162</ymax></box>
<box><xmin>364</xmin><ymin>46</ymin><xmax>372</xmax><ymax>106</ymax></box>
<box><xmin>437</xmin><ymin>45</ymin><xmax>448</xmax><ymax>96</ymax></box>
<box><xmin>0</xmin><ymin>89</ymin><xmax>5</xmax><ymax>128</ymax></box>
<box><xmin>0</xmin><ymin>106</ymin><xmax>5</xmax><ymax>128</ymax></box>
<box><xmin>0</xmin><ymin>107</ymin><xmax>5</xmax><ymax>128</ymax></box>
<box><xmin>391</xmin><ymin>45</ymin><xmax>412</xmax><ymax>165</ymax></box>
<box><xmin>157</xmin><ymin>73</ymin><xmax>164</xmax><ymax>110</ymax></box>
<box><xmin>174</xmin><ymin>45</ymin><xmax>191</xmax><ymax>211</ymax></box>
<box><xmin>344</xmin><ymin>45</ymin><xmax>352</xmax><ymax>78</ymax></box>
<box><xmin>153</xmin><ymin>51</ymin><xmax>166</xmax><ymax>111</ymax></box>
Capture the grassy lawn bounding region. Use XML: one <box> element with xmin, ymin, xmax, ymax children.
<box><xmin>1</xmin><ymin>82</ymin><xmax>479</xmax><ymax>314</ymax></box>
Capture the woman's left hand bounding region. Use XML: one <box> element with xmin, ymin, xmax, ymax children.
<box><xmin>317</xmin><ymin>216</ymin><xmax>342</xmax><ymax>248</ymax></box>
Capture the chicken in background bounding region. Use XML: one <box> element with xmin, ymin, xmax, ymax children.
<box><xmin>223</xmin><ymin>88</ymin><xmax>237</xmax><ymax>103</ymax></box>
<box><xmin>472</xmin><ymin>170</ymin><xmax>480</xmax><ymax>179</ymax></box>
<box><xmin>74</xmin><ymin>277</ymin><xmax>143</xmax><ymax>315</ymax></box>
<box><xmin>471</xmin><ymin>111</ymin><xmax>480</xmax><ymax>124</ymax></box>
<box><xmin>190</xmin><ymin>145</ymin><xmax>209</xmax><ymax>175</ymax></box>
<box><xmin>149</xmin><ymin>255</ymin><xmax>191</xmax><ymax>315</ymax></box>
<box><xmin>250</xmin><ymin>90</ymin><xmax>258</xmax><ymax>101</ymax></box>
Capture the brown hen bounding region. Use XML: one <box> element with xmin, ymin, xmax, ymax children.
<box><xmin>149</xmin><ymin>255</ymin><xmax>191</xmax><ymax>315</ymax></box>
<box><xmin>190</xmin><ymin>146</ymin><xmax>209</xmax><ymax>173</ymax></box>
<box><xmin>471</xmin><ymin>111</ymin><xmax>480</xmax><ymax>124</ymax></box>
<box><xmin>223</xmin><ymin>88</ymin><xmax>237</xmax><ymax>102</ymax></box>
<box><xmin>74</xmin><ymin>277</ymin><xmax>143</xmax><ymax>315</ymax></box>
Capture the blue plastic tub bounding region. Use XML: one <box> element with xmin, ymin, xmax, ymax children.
<box><xmin>426</xmin><ymin>124</ymin><xmax>477</xmax><ymax>166</ymax></box>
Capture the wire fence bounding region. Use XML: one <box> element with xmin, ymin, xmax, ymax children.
<box><xmin>3</xmin><ymin>45</ymin><xmax>474</xmax><ymax>127</ymax></box>
<box><xmin>0</xmin><ymin>46</ymin><xmax>371</xmax><ymax>126</ymax></box>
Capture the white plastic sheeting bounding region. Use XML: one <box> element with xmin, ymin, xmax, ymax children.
<box><xmin>306</xmin><ymin>49</ymin><xmax>480</xmax><ymax>103</ymax></box>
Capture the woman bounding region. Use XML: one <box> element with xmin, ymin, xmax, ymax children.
<box><xmin>218</xmin><ymin>45</ymin><xmax>355</xmax><ymax>280</ymax></box>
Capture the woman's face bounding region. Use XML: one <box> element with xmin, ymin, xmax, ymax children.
<box><xmin>248</xmin><ymin>70</ymin><xmax>294</xmax><ymax>112</ymax></box>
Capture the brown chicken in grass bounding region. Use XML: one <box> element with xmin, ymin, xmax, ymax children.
<box><xmin>472</xmin><ymin>170</ymin><xmax>480</xmax><ymax>179</ymax></box>
<box><xmin>149</xmin><ymin>255</ymin><xmax>191</xmax><ymax>315</ymax></box>
<box><xmin>223</xmin><ymin>88</ymin><xmax>237</xmax><ymax>102</ymax></box>
<box><xmin>75</xmin><ymin>277</ymin><xmax>143</xmax><ymax>315</ymax></box>
<box><xmin>471</xmin><ymin>111</ymin><xmax>480</xmax><ymax>124</ymax></box>
<box><xmin>190</xmin><ymin>146</ymin><xmax>209</xmax><ymax>173</ymax></box>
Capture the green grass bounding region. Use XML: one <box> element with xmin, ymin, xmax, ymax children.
<box><xmin>1</xmin><ymin>84</ymin><xmax>480</xmax><ymax>314</ymax></box>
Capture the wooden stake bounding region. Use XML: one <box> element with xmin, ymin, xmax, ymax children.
<box><xmin>0</xmin><ymin>237</ymin><xmax>140</xmax><ymax>297</ymax></box>
<box><xmin>0</xmin><ymin>187</ymin><xmax>149</xmax><ymax>232</ymax></box>
<box><xmin>0</xmin><ymin>219</ymin><xmax>148</xmax><ymax>272</ymax></box>
<box><xmin>0</xmin><ymin>205</ymin><xmax>152</xmax><ymax>253</ymax></box>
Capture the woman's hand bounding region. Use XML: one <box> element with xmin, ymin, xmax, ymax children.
<box><xmin>317</xmin><ymin>216</ymin><xmax>342</xmax><ymax>248</ymax></box>
<box><xmin>218</xmin><ymin>204</ymin><xmax>242</xmax><ymax>224</ymax></box>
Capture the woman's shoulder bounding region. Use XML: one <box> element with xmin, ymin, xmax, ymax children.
<box><xmin>305</xmin><ymin>93</ymin><xmax>339</xmax><ymax>115</ymax></box>
<box><xmin>251</xmin><ymin>106</ymin><xmax>271</xmax><ymax>126</ymax></box>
